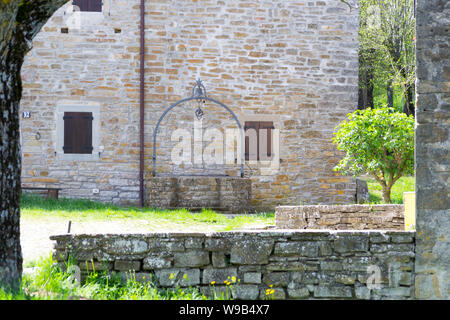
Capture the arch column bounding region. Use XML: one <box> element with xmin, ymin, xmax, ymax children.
<box><xmin>414</xmin><ymin>0</ymin><xmax>450</xmax><ymax>299</ymax></box>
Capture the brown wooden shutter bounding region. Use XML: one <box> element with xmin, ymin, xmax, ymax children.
<box><xmin>73</xmin><ymin>0</ymin><xmax>102</xmax><ymax>12</ymax></box>
<box><xmin>80</xmin><ymin>113</ymin><xmax>94</xmax><ymax>154</ymax></box>
<box><xmin>259</xmin><ymin>121</ymin><xmax>274</xmax><ymax>158</ymax></box>
<box><xmin>244</xmin><ymin>121</ymin><xmax>260</xmax><ymax>161</ymax></box>
<box><xmin>244</xmin><ymin>121</ymin><xmax>274</xmax><ymax>161</ymax></box>
<box><xmin>63</xmin><ymin>112</ymin><xmax>93</xmax><ymax>154</ymax></box>
<box><xmin>89</xmin><ymin>0</ymin><xmax>102</xmax><ymax>12</ymax></box>
<box><xmin>73</xmin><ymin>0</ymin><xmax>87</xmax><ymax>11</ymax></box>
<box><xmin>63</xmin><ymin>113</ymin><xmax>75</xmax><ymax>153</ymax></box>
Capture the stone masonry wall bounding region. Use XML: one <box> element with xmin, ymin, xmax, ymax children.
<box><xmin>276</xmin><ymin>205</ymin><xmax>404</xmax><ymax>230</ymax></box>
<box><xmin>20</xmin><ymin>0</ymin><xmax>360</xmax><ymax>211</ymax></box>
<box><xmin>51</xmin><ymin>230</ymin><xmax>415</xmax><ymax>300</ymax></box>
<box><xmin>20</xmin><ymin>1</ymin><xmax>142</xmax><ymax>205</ymax></box>
<box><xmin>414</xmin><ymin>0</ymin><xmax>450</xmax><ymax>299</ymax></box>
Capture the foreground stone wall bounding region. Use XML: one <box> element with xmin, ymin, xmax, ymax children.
<box><xmin>146</xmin><ymin>176</ymin><xmax>252</xmax><ymax>213</ymax></box>
<box><xmin>415</xmin><ymin>0</ymin><xmax>450</xmax><ymax>299</ymax></box>
<box><xmin>276</xmin><ymin>205</ymin><xmax>404</xmax><ymax>230</ymax></box>
<box><xmin>20</xmin><ymin>0</ymin><xmax>359</xmax><ymax>210</ymax></box>
<box><xmin>51</xmin><ymin>230</ymin><xmax>415</xmax><ymax>300</ymax></box>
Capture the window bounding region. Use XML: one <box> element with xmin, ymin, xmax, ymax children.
<box><xmin>72</xmin><ymin>0</ymin><xmax>102</xmax><ymax>12</ymax></box>
<box><xmin>63</xmin><ymin>112</ymin><xmax>93</xmax><ymax>154</ymax></box>
<box><xmin>244</xmin><ymin>121</ymin><xmax>274</xmax><ymax>161</ymax></box>
<box><xmin>56</xmin><ymin>102</ymin><xmax>101</xmax><ymax>161</ymax></box>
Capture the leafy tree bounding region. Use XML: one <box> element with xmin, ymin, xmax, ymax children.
<box><xmin>333</xmin><ymin>107</ymin><xmax>415</xmax><ymax>203</ymax></box>
<box><xmin>0</xmin><ymin>0</ymin><xmax>69</xmax><ymax>291</ymax></box>
<box><xmin>358</xmin><ymin>0</ymin><xmax>416</xmax><ymax>114</ymax></box>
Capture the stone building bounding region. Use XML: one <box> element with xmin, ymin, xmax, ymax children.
<box><xmin>20</xmin><ymin>0</ymin><xmax>359</xmax><ymax>212</ymax></box>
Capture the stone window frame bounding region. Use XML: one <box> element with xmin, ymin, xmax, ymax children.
<box><xmin>238</xmin><ymin>114</ymin><xmax>281</xmax><ymax>168</ymax></box>
<box><xmin>55</xmin><ymin>101</ymin><xmax>101</xmax><ymax>161</ymax></box>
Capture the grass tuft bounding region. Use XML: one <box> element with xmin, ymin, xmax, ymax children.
<box><xmin>0</xmin><ymin>254</ymin><xmax>208</xmax><ymax>300</ymax></box>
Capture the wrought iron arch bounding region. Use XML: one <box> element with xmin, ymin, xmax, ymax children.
<box><xmin>152</xmin><ymin>80</ymin><xmax>245</xmax><ymax>177</ymax></box>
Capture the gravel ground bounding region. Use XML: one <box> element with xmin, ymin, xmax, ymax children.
<box><xmin>20</xmin><ymin>217</ymin><xmax>262</xmax><ymax>263</ymax></box>
<box><xmin>20</xmin><ymin>219</ymin><xmax>152</xmax><ymax>263</ymax></box>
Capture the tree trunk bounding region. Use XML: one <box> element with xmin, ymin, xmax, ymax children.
<box><xmin>387</xmin><ymin>81</ymin><xmax>394</xmax><ymax>109</ymax></box>
<box><xmin>382</xmin><ymin>186</ymin><xmax>392</xmax><ymax>204</ymax></box>
<box><xmin>0</xmin><ymin>0</ymin><xmax>69</xmax><ymax>291</ymax></box>
<box><xmin>403</xmin><ymin>85</ymin><xmax>415</xmax><ymax>117</ymax></box>
<box><xmin>0</xmin><ymin>55</ymin><xmax>24</xmax><ymax>291</ymax></box>
<box><xmin>358</xmin><ymin>54</ymin><xmax>375</xmax><ymax>110</ymax></box>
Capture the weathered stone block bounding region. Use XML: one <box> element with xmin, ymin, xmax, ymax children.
<box><xmin>243</xmin><ymin>272</ymin><xmax>262</xmax><ymax>284</ymax></box>
<box><xmin>263</xmin><ymin>272</ymin><xmax>290</xmax><ymax>287</ymax></box>
<box><xmin>114</xmin><ymin>260</ymin><xmax>141</xmax><ymax>272</ymax></box>
<box><xmin>202</xmin><ymin>268</ymin><xmax>238</xmax><ymax>285</ymax></box>
<box><xmin>274</xmin><ymin>241</ymin><xmax>318</xmax><ymax>257</ymax></box>
<box><xmin>143</xmin><ymin>255</ymin><xmax>172</xmax><ymax>270</ymax></box>
<box><xmin>355</xmin><ymin>286</ymin><xmax>371</xmax><ymax>300</ymax></box>
<box><xmin>320</xmin><ymin>261</ymin><xmax>343</xmax><ymax>271</ymax></box>
<box><xmin>287</xmin><ymin>287</ymin><xmax>310</xmax><ymax>299</ymax></box>
<box><xmin>334</xmin><ymin>235</ymin><xmax>369</xmax><ymax>253</ymax></box>
<box><xmin>155</xmin><ymin>268</ymin><xmax>200</xmax><ymax>287</ymax></box>
<box><xmin>120</xmin><ymin>272</ymin><xmax>153</xmax><ymax>284</ymax></box>
<box><xmin>370</xmin><ymin>233</ymin><xmax>390</xmax><ymax>244</ymax></box>
<box><xmin>314</xmin><ymin>286</ymin><xmax>353</xmax><ymax>298</ymax></box>
<box><xmin>259</xmin><ymin>287</ymin><xmax>286</xmax><ymax>300</ymax></box>
<box><xmin>212</xmin><ymin>252</ymin><xmax>227</xmax><ymax>268</ymax></box>
<box><xmin>356</xmin><ymin>179</ymin><xmax>370</xmax><ymax>204</ymax></box>
<box><xmin>230</xmin><ymin>239</ymin><xmax>274</xmax><ymax>265</ymax></box>
<box><xmin>318</xmin><ymin>242</ymin><xmax>333</xmax><ymax>256</ymax></box>
<box><xmin>185</xmin><ymin>237</ymin><xmax>204</xmax><ymax>249</ymax></box>
<box><xmin>232</xmin><ymin>285</ymin><xmax>260</xmax><ymax>300</ymax></box>
<box><xmin>79</xmin><ymin>260</ymin><xmax>112</xmax><ymax>271</ymax></box>
<box><xmin>205</xmin><ymin>238</ymin><xmax>231</xmax><ymax>251</ymax></box>
<box><xmin>104</xmin><ymin>238</ymin><xmax>148</xmax><ymax>255</ymax></box>
<box><xmin>174</xmin><ymin>250</ymin><xmax>210</xmax><ymax>267</ymax></box>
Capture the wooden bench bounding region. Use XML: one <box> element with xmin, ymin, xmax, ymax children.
<box><xmin>22</xmin><ymin>187</ymin><xmax>61</xmax><ymax>200</ymax></box>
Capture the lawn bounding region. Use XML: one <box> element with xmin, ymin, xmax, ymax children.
<box><xmin>21</xmin><ymin>194</ymin><xmax>275</xmax><ymax>232</ymax></box>
<box><xmin>364</xmin><ymin>176</ymin><xmax>415</xmax><ymax>204</ymax></box>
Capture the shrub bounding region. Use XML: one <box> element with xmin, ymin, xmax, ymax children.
<box><xmin>333</xmin><ymin>107</ymin><xmax>414</xmax><ymax>203</ymax></box>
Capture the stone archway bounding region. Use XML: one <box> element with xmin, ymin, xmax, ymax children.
<box><xmin>0</xmin><ymin>0</ymin><xmax>448</xmax><ymax>298</ymax></box>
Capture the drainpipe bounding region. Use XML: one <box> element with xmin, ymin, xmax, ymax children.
<box><xmin>139</xmin><ymin>0</ymin><xmax>145</xmax><ymax>207</ymax></box>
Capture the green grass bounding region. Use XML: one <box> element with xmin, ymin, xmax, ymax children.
<box><xmin>0</xmin><ymin>254</ymin><xmax>209</xmax><ymax>300</ymax></box>
<box><xmin>373</xmin><ymin>83</ymin><xmax>406</xmax><ymax>112</ymax></box>
<box><xmin>365</xmin><ymin>176</ymin><xmax>415</xmax><ymax>204</ymax></box>
<box><xmin>20</xmin><ymin>194</ymin><xmax>274</xmax><ymax>232</ymax></box>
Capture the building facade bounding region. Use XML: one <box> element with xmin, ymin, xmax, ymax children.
<box><xmin>20</xmin><ymin>0</ymin><xmax>359</xmax><ymax>211</ymax></box>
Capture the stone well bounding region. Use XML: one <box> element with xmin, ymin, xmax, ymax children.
<box><xmin>146</xmin><ymin>176</ymin><xmax>252</xmax><ymax>213</ymax></box>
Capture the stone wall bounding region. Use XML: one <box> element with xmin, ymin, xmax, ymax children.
<box><xmin>20</xmin><ymin>1</ymin><xmax>142</xmax><ymax>206</ymax></box>
<box><xmin>51</xmin><ymin>230</ymin><xmax>415</xmax><ymax>300</ymax></box>
<box><xmin>414</xmin><ymin>0</ymin><xmax>450</xmax><ymax>299</ymax></box>
<box><xmin>20</xmin><ymin>0</ymin><xmax>360</xmax><ymax>210</ymax></box>
<box><xmin>276</xmin><ymin>205</ymin><xmax>404</xmax><ymax>230</ymax></box>
<box><xmin>146</xmin><ymin>176</ymin><xmax>252</xmax><ymax>213</ymax></box>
